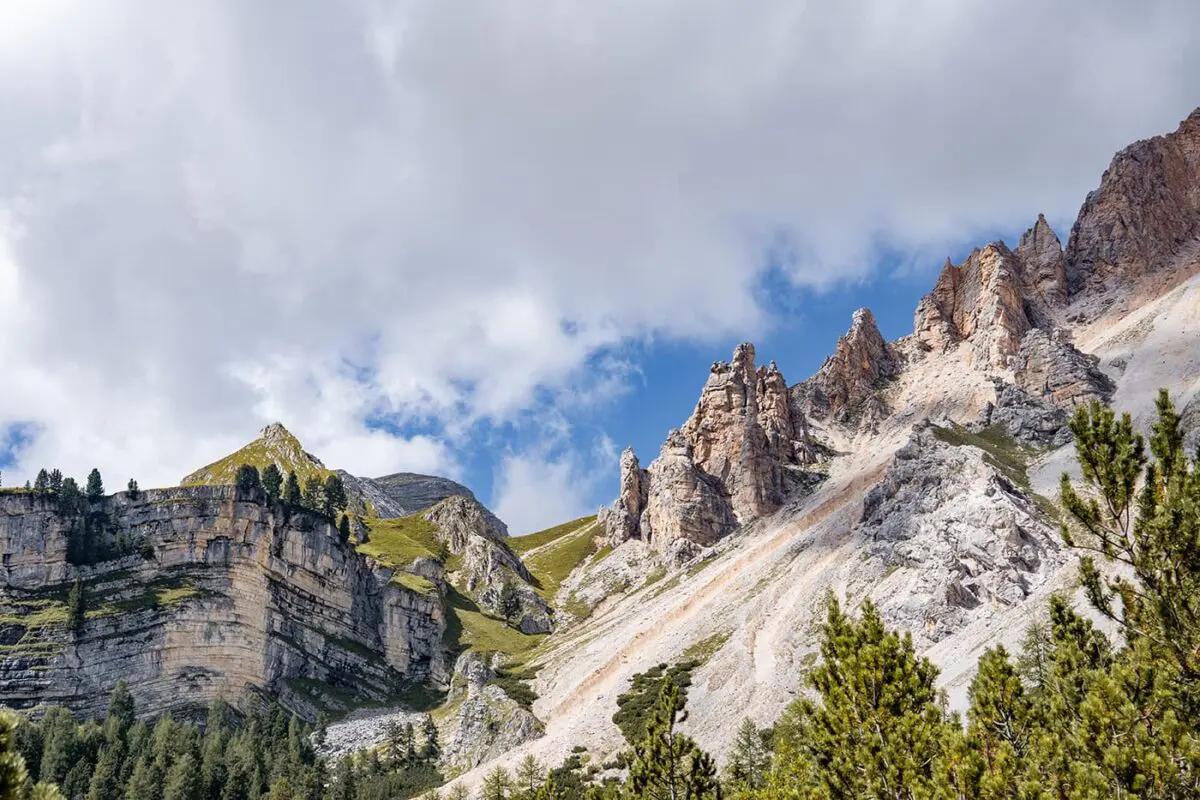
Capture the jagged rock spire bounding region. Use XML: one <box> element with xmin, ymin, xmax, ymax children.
<box><xmin>799</xmin><ymin>308</ymin><xmax>898</xmax><ymax>425</ymax></box>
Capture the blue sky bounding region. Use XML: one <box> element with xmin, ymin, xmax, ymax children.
<box><xmin>1</xmin><ymin>2</ymin><xmax>1198</xmax><ymax>534</ymax></box>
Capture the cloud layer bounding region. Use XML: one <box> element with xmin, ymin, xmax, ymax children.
<box><xmin>1</xmin><ymin>0</ymin><xmax>1198</xmax><ymax>530</ymax></box>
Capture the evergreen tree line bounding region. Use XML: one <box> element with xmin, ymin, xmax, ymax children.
<box><xmin>234</xmin><ymin>465</ymin><xmax>352</xmax><ymax>540</ymax></box>
<box><xmin>322</xmin><ymin>717</ymin><xmax>444</xmax><ymax>800</ymax></box>
<box><xmin>24</xmin><ymin>468</ymin><xmax>148</xmax><ymax>566</ymax></box>
<box><xmin>3</xmin><ymin>681</ymin><xmax>324</xmax><ymax>800</ymax></box>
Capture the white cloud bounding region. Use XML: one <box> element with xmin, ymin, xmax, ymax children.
<box><xmin>493</xmin><ymin>435</ymin><xmax>617</xmax><ymax>535</ymax></box>
<box><xmin>0</xmin><ymin>0</ymin><xmax>1198</xmax><ymax>503</ymax></box>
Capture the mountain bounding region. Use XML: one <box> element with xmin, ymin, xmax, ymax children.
<box><xmin>182</xmin><ymin>422</ymin><xmax>332</xmax><ymax>488</ymax></box>
<box><xmin>339</xmin><ymin>471</ymin><xmax>484</xmax><ymax>520</ymax></box>
<box><xmin>437</xmin><ymin>107</ymin><xmax>1200</xmax><ymax>788</ymax></box>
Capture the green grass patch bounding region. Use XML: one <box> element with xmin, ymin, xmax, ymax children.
<box><xmin>442</xmin><ymin>587</ymin><xmax>544</xmax><ymax>657</ymax></box>
<box><xmin>489</xmin><ymin>663</ymin><xmax>542</xmax><ymax>711</ymax></box>
<box><xmin>522</xmin><ymin>521</ymin><xmax>601</xmax><ymax>602</ymax></box>
<box><xmin>0</xmin><ymin>602</ymin><xmax>70</xmax><ymax>627</ymax></box>
<box><xmin>682</xmin><ymin>631</ymin><xmax>731</xmax><ymax>665</ymax></box>
<box><xmin>182</xmin><ymin>427</ymin><xmax>332</xmax><ymax>488</ymax></box>
<box><xmin>357</xmin><ymin>514</ymin><xmax>442</xmax><ymax>569</ymax></box>
<box><xmin>391</xmin><ymin>573</ymin><xmax>437</xmax><ymax>596</ymax></box>
<box><xmin>509</xmin><ymin>515</ymin><xmax>597</xmax><ymax>555</ymax></box>
<box><xmin>931</xmin><ymin>423</ymin><xmax>1037</xmax><ymax>488</ymax></box>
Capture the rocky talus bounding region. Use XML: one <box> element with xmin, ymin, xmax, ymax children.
<box><xmin>440</xmin><ymin>651</ymin><xmax>543</xmax><ymax>771</ymax></box>
<box><xmin>0</xmin><ymin>487</ymin><xmax>446</xmax><ymax>720</ymax></box>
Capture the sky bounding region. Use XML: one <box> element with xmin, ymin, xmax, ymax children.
<box><xmin>1</xmin><ymin>1</ymin><xmax>1199</xmax><ymax>534</ymax></box>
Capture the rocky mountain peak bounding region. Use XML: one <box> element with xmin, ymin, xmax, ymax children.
<box><xmin>1065</xmin><ymin>107</ymin><xmax>1200</xmax><ymax>296</ymax></box>
<box><xmin>797</xmin><ymin>307</ymin><xmax>899</xmax><ymax>425</ymax></box>
<box><xmin>1017</xmin><ymin>213</ymin><xmax>1067</xmax><ymax>311</ymax></box>
<box><xmin>913</xmin><ymin>242</ymin><xmax>1031</xmax><ymax>368</ymax></box>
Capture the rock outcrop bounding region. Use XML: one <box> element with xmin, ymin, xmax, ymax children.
<box><xmin>795</xmin><ymin>308</ymin><xmax>899</xmax><ymax>426</ymax></box>
<box><xmin>1065</xmin><ymin>109</ymin><xmax>1200</xmax><ymax>296</ymax></box>
<box><xmin>1009</xmin><ymin>328</ymin><xmax>1114</xmax><ymax>408</ymax></box>
<box><xmin>424</xmin><ymin>496</ymin><xmax>552</xmax><ymax>634</ymax></box>
<box><xmin>370</xmin><ymin>473</ymin><xmax>482</xmax><ymax>516</ymax></box>
<box><xmin>605</xmin><ymin>344</ymin><xmax>820</xmax><ymax>554</ymax></box>
<box><xmin>858</xmin><ymin>424</ymin><xmax>1063</xmax><ymax>643</ymax></box>
<box><xmin>913</xmin><ymin>244</ymin><xmax>1032</xmax><ymax>367</ymax></box>
<box><xmin>441</xmin><ymin>651</ymin><xmax>543</xmax><ymax>771</ymax></box>
<box><xmin>0</xmin><ymin>487</ymin><xmax>446</xmax><ymax>721</ymax></box>
<box><xmin>598</xmin><ymin>448</ymin><xmax>649</xmax><ymax>546</ymax></box>
<box><xmin>1017</xmin><ymin>214</ymin><xmax>1068</xmax><ymax>316</ymax></box>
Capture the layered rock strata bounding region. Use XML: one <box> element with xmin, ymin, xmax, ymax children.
<box><xmin>0</xmin><ymin>487</ymin><xmax>446</xmax><ymax>721</ymax></box>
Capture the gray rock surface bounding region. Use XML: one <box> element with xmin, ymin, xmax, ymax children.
<box><xmin>371</xmin><ymin>473</ymin><xmax>481</xmax><ymax>516</ymax></box>
<box><xmin>442</xmin><ymin>651</ymin><xmax>544</xmax><ymax>771</ymax></box>
<box><xmin>794</xmin><ymin>308</ymin><xmax>900</xmax><ymax>427</ymax></box>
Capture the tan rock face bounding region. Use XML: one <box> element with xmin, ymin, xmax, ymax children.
<box><xmin>914</xmin><ymin>244</ymin><xmax>1031</xmax><ymax>368</ymax></box>
<box><xmin>1010</xmin><ymin>328</ymin><xmax>1114</xmax><ymax>408</ymax></box>
<box><xmin>798</xmin><ymin>308</ymin><xmax>899</xmax><ymax>424</ymax></box>
<box><xmin>0</xmin><ymin>487</ymin><xmax>446</xmax><ymax>721</ymax></box>
<box><xmin>599</xmin><ymin>448</ymin><xmax>649</xmax><ymax>546</ymax></box>
<box><xmin>1065</xmin><ymin>108</ymin><xmax>1200</xmax><ymax>295</ymax></box>
<box><xmin>604</xmin><ymin>344</ymin><xmax>818</xmax><ymax>553</ymax></box>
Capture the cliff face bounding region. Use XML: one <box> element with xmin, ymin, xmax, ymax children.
<box><xmin>0</xmin><ymin>487</ymin><xmax>446</xmax><ymax>721</ymax></box>
<box><xmin>795</xmin><ymin>308</ymin><xmax>900</xmax><ymax>427</ymax></box>
<box><xmin>1065</xmin><ymin>108</ymin><xmax>1200</xmax><ymax>295</ymax></box>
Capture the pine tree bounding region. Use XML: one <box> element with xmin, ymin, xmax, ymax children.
<box><xmin>514</xmin><ymin>755</ymin><xmax>544</xmax><ymax>798</ymax></box>
<box><xmin>403</xmin><ymin>722</ymin><xmax>417</xmax><ymax>765</ymax></box>
<box><xmin>1061</xmin><ymin>391</ymin><xmax>1200</xmax><ymax>721</ymax></box>
<box><xmin>498</xmin><ymin>580</ymin><xmax>522</xmax><ymax>623</ymax></box>
<box><xmin>338</xmin><ymin>515</ymin><xmax>352</xmax><ymax>545</ymax></box>
<box><xmin>164</xmin><ymin>753</ymin><xmax>203</xmax><ymax>800</ymax></box>
<box><xmin>234</xmin><ymin>464</ymin><xmax>262</xmax><ymax>494</ymax></box>
<box><xmin>103</xmin><ymin>680</ymin><xmax>135</xmax><ymax>745</ymax></box>
<box><xmin>262</xmin><ymin>464</ymin><xmax>283</xmax><ymax>505</ymax></box>
<box><xmin>127</xmin><ymin>479</ymin><xmax>139</xmax><ymax>499</ymax></box>
<box><xmin>322</xmin><ymin>474</ymin><xmax>347</xmax><ymax>518</ymax></box>
<box><xmin>58</xmin><ymin>478</ymin><xmax>81</xmax><ymax>515</ymax></box>
<box><xmin>0</xmin><ymin>712</ymin><xmax>31</xmax><ymax>800</ymax></box>
<box><xmin>627</xmin><ymin>681</ymin><xmax>720</xmax><ymax>800</ymax></box>
<box><xmin>420</xmin><ymin>716</ymin><xmax>439</xmax><ymax>762</ymax></box>
<box><xmin>725</xmin><ymin>718</ymin><xmax>769</xmax><ymax>792</ymax></box>
<box><xmin>284</xmin><ymin>472</ymin><xmax>302</xmax><ymax>507</ymax></box>
<box><xmin>765</xmin><ymin>595</ymin><xmax>948</xmax><ymax>800</ymax></box>
<box><xmin>34</xmin><ymin>469</ymin><xmax>49</xmax><ymax>493</ymax></box>
<box><xmin>481</xmin><ymin>766</ymin><xmax>513</xmax><ymax>800</ymax></box>
<box><xmin>86</xmin><ymin>745</ymin><xmax>123</xmax><ymax>800</ymax></box>
<box><xmin>85</xmin><ymin>469</ymin><xmax>104</xmax><ymax>500</ymax></box>
<box><xmin>67</xmin><ymin>579</ymin><xmax>85</xmax><ymax>631</ymax></box>
<box><xmin>302</xmin><ymin>476</ymin><xmax>323</xmax><ymax>511</ymax></box>
<box><xmin>330</xmin><ymin>756</ymin><xmax>356</xmax><ymax>800</ymax></box>
<box><xmin>48</xmin><ymin>469</ymin><xmax>63</xmax><ymax>493</ymax></box>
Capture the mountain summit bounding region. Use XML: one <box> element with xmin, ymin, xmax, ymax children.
<box><xmin>181</xmin><ymin>422</ymin><xmax>330</xmax><ymax>487</ymax></box>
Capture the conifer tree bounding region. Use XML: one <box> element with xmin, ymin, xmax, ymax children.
<box><xmin>515</xmin><ymin>755</ymin><xmax>544</xmax><ymax>798</ymax></box>
<box><xmin>627</xmin><ymin>681</ymin><xmax>720</xmax><ymax>800</ymax></box>
<box><xmin>330</xmin><ymin>756</ymin><xmax>356</xmax><ymax>800</ymax></box>
<box><xmin>0</xmin><ymin>712</ymin><xmax>31</xmax><ymax>800</ymax></box>
<box><xmin>33</xmin><ymin>470</ymin><xmax>49</xmax><ymax>494</ymax></box>
<box><xmin>234</xmin><ymin>464</ymin><xmax>262</xmax><ymax>494</ymax></box>
<box><xmin>262</xmin><ymin>464</ymin><xmax>283</xmax><ymax>505</ymax></box>
<box><xmin>481</xmin><ymin>766</ymin><xmax>513</xmax><ymax>800</ymax></box>
<box><xmin>163</xmin><ymin>753</ymin><xmax>202</xmax><ymax>800</ymax></box>
<box><xmin>338</xmin><ymin>515</ymin><xmax>352</xmax><ymax>545</ymax></box>
<box><xmin>284</xmin><ymin>472</ymin><xmax>302</xmax><ymax>506</ymax></box>
<box><xmin>765</xmin><ymin>595</ymin><xmax>948</xmax><ymax>800</ymax></box>
<box><xmin>303</xmin><ymin>476</ymin><xmax>323</xmax><ymax>511</ymax></box>
<box><xmin>48</xmin><ymin>469</ymin><xmax>63</xmax><ymax>493</ymax></box>
<box><xmin>127</xmin><ymin>479</ymin><xmax>139</xmax><ymax>499</ymax></box>
<box><xmin>421</xmin><ymin>716</ymin><xmax>439</xmax><ymax>762</ymax></box>
<box><xmin>67</xmin><ymin>579</ymin><xmax>85</xmax><ymax>631</ymax></box>
<box><xmin>322</xmin><ymin>474</ymin><xmax>348</xmax><ymax>518</ymax></box>
<box><xmin>103</xmin><ymin>681</ymin><xmax>135</xmax><ymax>745</ymax></box>
<box><xmin>725</xmin><ymin>718</ymin><xmax>769</xmax><ymax>792</ymax></box>
<box><xmin>85</xmin><ymin>469</ymin><xmax>104</xmax><ymax>500</ymax></box>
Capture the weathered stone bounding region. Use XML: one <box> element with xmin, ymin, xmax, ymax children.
<box><xmin>1065</xmin><ymin>108</ymin><xmax>1200</xmax><ymax>296</ymax></box>
<box><xmin>0</xmin><ymin>487</ymin><xmax>446</xmax><ymax>721</ymax></box>
<box><xmin>1017</xmin><ymin>214</ymin><xmax>1068</xmax><ymax>314</ymax></box>
<box><xmin>441</xmin><ymin>652</ymin><xmax>543</xmax><ymax>771</ymax></box>
<box><xmin>1010</xmin><ymin>328</ymin><xmax>1114</xmax><ymax>408</ymax></box>
<box><xmin>979</xmin><ymin>379</ymin><xmax>1071</xmax><ymax>447</ymax></box>
<box><xmin>599</xmin><ymin>448</ymin><xmax>649</xmax><ymax>546</ymax></box>
<box><xmin>797</xmin><ymin>308</ymin><xmax>899</xmax><ymax>425</ymax></box>
<box><xmin>913</xmin><ymin>243</ymin><xmax>1031</xmax><ymax>368</ymax></box>
<box><xmin>641</xmin><ymin>430</ymin><xmax>738</xmax><ymax>550</ymax></box>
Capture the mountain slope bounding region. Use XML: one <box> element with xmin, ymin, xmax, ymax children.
<box><xmin>438</xmin><ymin>107</ymin><xmax>1200</xmax><ymax>792</ymax></box>
<box><xmin>182</xmin><ymin>422</ymin><xmax>331</xmax><ymax>487</ymax></box>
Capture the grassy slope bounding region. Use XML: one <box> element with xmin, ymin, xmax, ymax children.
<box><xmin>508</xmin><ymin>515</ymin><xmax>597</xmax><ymax>555</ymax></box>
<box><xmin>516</xmin><ymin>517</ymin><xmax>600</xmax><ymax>601</ymax></box>
<box><xmin>181</xmin><ymin>428</ymin><xmax>331</xmax><ymax>487</ymax></box>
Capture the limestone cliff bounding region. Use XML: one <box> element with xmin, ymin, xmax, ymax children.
<box><xmin>0</xmin><ymin>487</ymin><xmax>446</xmax><ymax>721</ymax></box>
